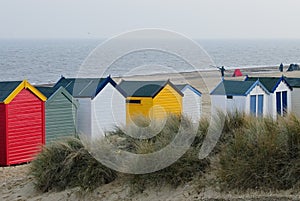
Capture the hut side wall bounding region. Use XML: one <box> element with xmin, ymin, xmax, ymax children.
<box><xmin>92</xmin><ymin>84</ymin><xmax>126</xmax><ymax>139</ymax></box>
<box><xmin>211</xmin><ymin>95</ymin><xmax>246</xmax><ymax>115</ymax></box>
<box><xmin>226</xmin><ymin>96</ymin><xmax>246</xmax><ymax>114</ymax></box>
<box><xmin>0</xmin><ymin>104</ymin><xmax>7</xmax><ymax>165</ymax></box>
<box><xmin>291</xmin><ymin>88</ymin><xmax>300</xmax><ymax>118</ymax></box>
<box><xmin>45</xmin><ymin>91</ymin><xmax>77</xmax><ymax>144</ymax></box>
<box><xmin>126</xmin><ymin>97</ymin><xmax>153</xmax><ymax>124</ymax></box>
<box><xmin>211</xmin><ymin>95</ymin><xmax>227</xmax><ymax>115</ymax></box>
<box><xmin>153</xmin><ymin>84</ymin><xmax>182</xmax><ymax>119</ymax></box>
<box><xmin>6</xmin><ymin>89</ymin><xmax>44</xmax><ymax>165</ymax></box>
<box><xmin>182</xmin><ymin>88</ymin><xmax>201</xmax><ymax>122</ymax></box>
<box><xmin>77</xmin><ymin>98</ymin><xmax>91</xmax><ymax>139</ymax></box>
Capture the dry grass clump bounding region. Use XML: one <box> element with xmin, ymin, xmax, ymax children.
<box><xmin>211</xmin><ymin>111</ymin><xmax>248</xmax><ymax>155</ymax></box>
<box><xmin>217</xmin><ymin>114</ymin><xmax>300</xmax><ymax>191</ymax></box>
<box><xmin>30</xmin><ymin>115</ymin><xmax>210</xmax><ymax>193</ymax></box>
<box><xmin>30</xmin><ymin>137</ymin><xmax>117</xmax><ymax>192</ymax></box>
<box><xmin>106</xmin><ymin>115</ymin><xmax>210</xmax><ymax>193</ymax></box>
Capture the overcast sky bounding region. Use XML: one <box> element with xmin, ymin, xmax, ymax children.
<box><xmin>1</xmin><ymin>0</ymin><xmax>300</xmax><ymax>39</ymax></box>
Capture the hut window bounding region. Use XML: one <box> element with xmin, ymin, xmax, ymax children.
<box><xmin>126</xmin><ymin>100</ymin><xmax>141</xmax><ymax>104</ymax></box>
<box><xmin>227</xmin><ymin>95</ymin><xmax>233</xmax><ymax>99</ymax></box>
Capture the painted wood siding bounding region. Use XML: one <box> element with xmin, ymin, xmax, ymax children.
<box><xmin>182</xmin><ymin>88</ymin><xmax>201</xmax><ymax>122</ymax></box>
<box><xmin>226</xmin><ymin>96</ymin><xmax>246</xmax><ymax>114</ymax></box>
<box><xmin>6</xmin><ymin>89</ymin><xmax>44</xmax><ymax>165</ymax></box>
<box><xmin>153</xmin><ymin>84</ymin><xmax>182</xmax><ymax>119</ymax></box>
<box><xmin>211</xmin><ymin>95</ymin><xmax>227</xmax><ymax>115</ymax></box>
<box><xmin>45</xmin><ymin>92</ymin><xmax>77</xmax><ymax>144</ymax></box>
<box><xmin>211</xmin><ymin>95</ymin><xmax>245</xmax><ymax>115</ymax></box>
<box><xmin>126</xmin><ymin>97</ymin><xmax>153</xmax><ymax>124</ymax></box>
<box><xmin>77</xmin><ymin>98</ymin><xmax>91</xmax><ymax>138</ymax></box>
<box><xmin>291</xmin><ymin>88</ymin><xmax>300</xmax><ymax>118</ymax></box>
<box><xmin>0</xmin><ymin>104</ymin><xmax>7</xmax><ymax>165</ymax></box>
<box><xmin>92</xmin><ymin>84</ymin><xmax>126</xmax><ymax>139</ymax></box>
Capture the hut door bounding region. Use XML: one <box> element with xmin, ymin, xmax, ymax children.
<box><xmin>250</xmin><ymin>95</ymin><xmax>256</xmax><ymax>115</ymax></box>
<box><xmin>257</xmin><ymin>95</ymin><xmax>264</xmax><ymax>116</ymax></box>
<box><xmin>276</xmin><ymin>92</ymin><xmax>281</xmax><ymax>115</ymax></box>
<box><xmin>282</xmin><ymin>91</ymin><xmax>287</xmax><ymax>115</ymax></box>
<box><xmin>276</xmin><ymin>91</ymin><xmax>288</xmax><ymax>116</ymax></box>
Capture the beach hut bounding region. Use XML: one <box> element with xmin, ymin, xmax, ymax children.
<box><xmin>36</xmin><ymin>86</ymin><xmax>79</xmax><ymax>144</ymax></box>
<box><xmin>118</xmin><ymin>80</ymin><xmax>183</xmax><ymax>124</ymax></box>
<box><xmin>284</xmin><ymin>77</ymin><xmax>300</xmax><ymax>117</ymax></box>
<box><xmin>245</xmin><ymin>76</ymin><xmax>292</xmax><ymax>119</ymax></box>
<box><xmin>54</xmin><ymin>76</ymin><xmax>126</xmax><ymax>139</ymax></box>
<box><xmin>175</xmin><ymin>84</ymin><xmax>202</xmax><ymax>123</ymax></box>
<box><xmin>232</xmin><ymin>69</ymin><xmax>243</xmax><ymax>77</ymax></box>
<box><xmin>210</xmin><ymin>80</ymin><xmax>269</xmax><ymax>117</ymax></box>
<box><xmin>0</xmin><ymin>80</ymin><xmax>46</xmax><ymax>166</ymax></box>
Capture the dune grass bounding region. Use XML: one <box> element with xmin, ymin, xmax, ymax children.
<box><xmin>30</xmin><ymin>115</ymin><xmax>210</xmax><ymax>193</ymax></box>
<box><xmin>30</xmin><ymin>137</ymin><xmax>117</xmax><ymax>192</ymax></box>
<box><xmin>107</xmin><ymin>115</ymin><xmax>210</xmax><ymax>193</ymax></box>
<box><xmin>30</xmin><ymin>112</ymin><xmax>300</xmax><ymax>193</ymax></box>
<box><xmin>217</xmin><ymin>113</ymin><xmax>300</xmax><ymax>191</ymax></box>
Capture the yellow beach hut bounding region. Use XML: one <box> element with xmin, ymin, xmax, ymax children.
<box><xmin>118</xmin><ymin>80</ymin><xmax>183</xmax><ymax>124</ymax></box>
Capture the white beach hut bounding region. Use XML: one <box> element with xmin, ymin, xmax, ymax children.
<box><xmin>175</xmin><ymin>84</ymin><xmax>202</xmax><ymax>122</ymax></box>
<box><xmin>210</xmin><ymin>80</ymin><xmax>270</xmax><ymax>117</ymax></box>
<box><xmin>245</xmin><ymin>76</ymin><xmax>292</xmax><ymax>119</ymax></box>
<box><xmin>54</xmin><ymin>76</ymin><xmax>127</xmax><ymax>139</ymax></box>
<box><xmin>284</xmin><ymin>77</ymin><xmax>300</xmax><ymax>118</ymax></box>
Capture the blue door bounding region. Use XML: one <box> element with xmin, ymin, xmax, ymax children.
<box><xmin>250</xmin><ymin>95</ymin><xmax>256</xmax><ymax>115</ymax></box>
<box><xmin>276</xmin><ymin>92</ymin><xmax>281</xmax><ymax>115</ymax></box>
<box><xmin>282</xmin><ymin>91</ymin><xmax>287</xmax><ymax>115</ymax></box>
<box><xmin>257</xmin><ymin>95</ymin><xmax>264</xmax><ymax>116</ymax></box>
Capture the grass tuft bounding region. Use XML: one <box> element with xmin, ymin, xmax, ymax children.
<box><xmin>30</xmin><ymin>137</ymin><xmax>117</xmax><ymax>192</ymax></box>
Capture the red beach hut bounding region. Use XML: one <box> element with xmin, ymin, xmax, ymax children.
<box><xmin>0</xmin><ymin>80</ymin><xmax>47</xmax><ymax>166</ymax></box>
<box><xmin>233</xmin><ymin>69</ymin><xmax>243</xmax><ymax>77</ymax></box>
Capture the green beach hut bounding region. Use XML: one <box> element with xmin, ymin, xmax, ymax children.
<box><xmin>36</xmin><ymin>86</ymin><xmax>79</xmax><ymax>144</ymax></box>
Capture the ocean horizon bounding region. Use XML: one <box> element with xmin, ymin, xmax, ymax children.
<box><xmin>1</xmin><ymin>38</ymin><xmax>300</xmax><ymax>84</ymax></box>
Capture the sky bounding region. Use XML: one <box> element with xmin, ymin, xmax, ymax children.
<box><xmin>1</xmin><ymin>0</ymin><xmax>300</xmax><ymax>39</ymax></box>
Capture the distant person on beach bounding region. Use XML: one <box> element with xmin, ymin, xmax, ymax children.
<box><xmin>218</xmin><ymin>66</ymin><xmax>226</xmax><ymax>77</ymax></box>
<box><xmin>279</xmin><ymin>63</ymin><xmax>283</xmax><ymax>72</ymax></box>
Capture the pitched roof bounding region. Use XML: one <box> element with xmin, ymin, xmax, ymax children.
<box><xmin>175</xmin><ymin>84</ymin><xmax>202</xmax><ymax>96</ymax></box>
<box><xmin>245</xmin><ymin>76</ymin><xmax>292</xmax><ymax>92</ymax></box>
<box><xmin>54</xmin><ymin>76</ymin><xmax>124</xmax><ymax>98</ymax></box>
<box><xmin>36</xmin><ymin>86</ymin><xmax>57</xmax><ymax>98</ymax></box>
<box><xmin>36</xmin><ymin>86</ymin><xmax>79</xmax><ymax>107</ymax></box>
<box><xmin>118</xmin><ymin>80</ymin><xmax>183</xmax><ymax>97</ymax></box>
<box><xmin>0</xmin><ymin>80</ymin><xmax>47</xmax><ymax>104</ymax></box>
<box><xmin>285</xmin><ymin>77</ymin><xmax>300</xmax><ymax>88</ymax></box>
<box><xmin>210</xmin><ymin>80</ymin><xmax>268</xmax><ymax>96</ymax></box>
<box><xmin>0</xmin><ymin>81</ymin><xmax>22</xmax><ymax>102</ymax></box>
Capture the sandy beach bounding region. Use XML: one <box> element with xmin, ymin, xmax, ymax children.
<box><xmin>2</xmin><ymin>66</ymin><xmax>300</xmax><ymax>201</ymax></box>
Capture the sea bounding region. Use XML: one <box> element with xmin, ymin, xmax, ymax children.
<box><xmin>0</xmin><ymin>38</ymin><xmax>300</xmax><ymax>84</ymax></box>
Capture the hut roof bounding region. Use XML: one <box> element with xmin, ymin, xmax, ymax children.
<box><xmin>285</xmin><ymin>77</ymin><xmax>300</xmax><ymax>88</ymax></box>
<box><xmin>0</xmin><ymin>80</ymin><xmax>46</xmax><ymax>104</ymax></box>
<box><xmin>175</xmin><ymin>84</ymin><xmax>202</xmax><ymax>96</ymax></box>
<box><xmin>36</xmin><ymin>86</ymin><xmax>57</xmax><ymax>98</ymax></box>
<box><xmin>245</xmin><ymin>76</ymin><xmax>292</xmax><ymax>92</ymax></box>
<box><xmin>0</xmin><ymin>81</ymin><xmax>22</xmax><ymax>102</ymax></box>
<box><xmin>118</xmin><ymin>80</ymin><xmax>183</xmax><ymax>97</ymax></box>
<box><xmin>54</xmin><ymin>76</ymin><xmax>125</xmax><ymax>98</ymax></box>
<box><xmin>210</xmin><ymin>80</ymin><xmax>269</xmax><ymax>96</ymax></box>
<box><xmin>36</xmin><ymin>86</ymin><xmax>79</xmax><ymax>108</ymax></box>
